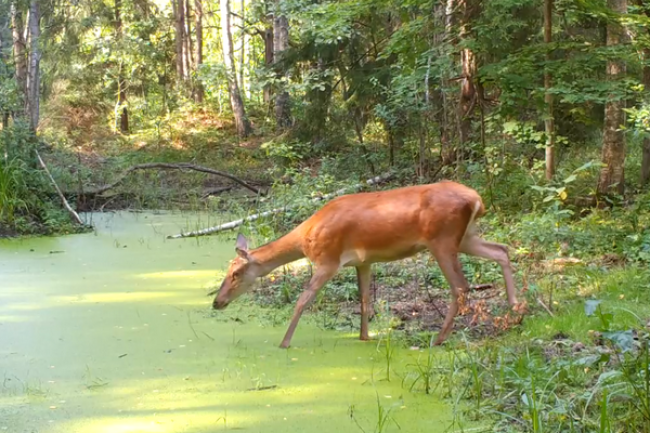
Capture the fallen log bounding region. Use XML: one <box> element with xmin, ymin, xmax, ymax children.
<box><xmin>36</xmin><ymin>150</ymin><xmax>84</xmax><ymax>225</ymax></box>
<box><xmin>168</xmin><ymin>172</ymin><xmax>393</xmax><ymax>239</ymax></box>
<box><xmin>79</xmin><ymin>162</ymin><xmax>264</xmax><ymax>197</ymax></box>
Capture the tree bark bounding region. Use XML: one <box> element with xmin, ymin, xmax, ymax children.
<box><xmin>11</xmin><ymin>3</ymin><xmax>27</xmax><ymax>117</ymax></box>
<box><xmin>641</xmin><ymin>50</ymin><xmax>650</xmax><ymax>185</ymax></box>
<box><xmin>597</xmin><ymin>0</ymin><xmax>627</xmax><ymax>197</ymax></box>
<box><xmin>184</xmin><ymin>0</ymin><xmax>193</xmax><ymax>77</ymax></box>
<box><xmin>544</xmin><ymin>0</ymin><xmax>555</xmax><ymax>180</ymax></box>
<box><xmin>193</xmin><ymin>0</ymin><xmax>204</xmax><ymax>103</ymax></box>
<box><xmin>262</xmin><ymin>26</ymin><xmax>273</xmax><ymax>104</ymax></box>
<box><xmin>173</xmin><ymin>0</ymin><xmax>185</xmax><ymax>81</ymax></box>
<box><xmin>220</xmin><ymin>0</ymin><xmax>251</xmax><ymax>136</ymax></box>
<box><xmin>457</xmin><ymin>0</ymin><xmax>480</xmax><ymax>148</ymax></box>
<box><xmin>273</xmin><ymin>0</ymin><xmax>291</xmax><ymax>129</ymax></box>
<box><xmin>0</xmin><ymin>7</ymin><xmax>9</xmax><ymax>125</ymax></box>
<box><xmin>238</xmin><ymin>0</ymin><xmax>246</xmax><ymax>97</ymax></box>
<box><xmin>25</xmin><ymin>0</ymin><xmax>40</xmax><ymax>131</ymax></box>
<box><xmin>115</xmin><ymin>0</ymin><xmax>129</xmax><ymax>134</ymax></box>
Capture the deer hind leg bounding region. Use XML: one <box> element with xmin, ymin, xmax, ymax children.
<box><xmin>460</xmin><ymin>234</ymin><xmax>518</xmax><ymax>305</ymax></box>
<box><xmin>356</xmin><ymin>265</ymin><xmax>372</xmax><ymax>341</ymax></box>
<box><xmin>428</xmin><ymin>244</ymin><xmax>469</xmax><ymax>346</ymax></box>
<box><xmin>279</xmin><ymin>264</ymin><xmax>339</xmax><ymax>349</ymax></box>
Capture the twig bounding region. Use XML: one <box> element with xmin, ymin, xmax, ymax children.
<box><xmin>168</xmin><ymin>172</ymin><xmax>394</xmax><ymax>239</ymax></box>
<box><xmin>536</xmin><ymin>297</ymin><xmax>555</xmax><ymax>317</ymax></box>
<box><xmin>469</xmin><ymin>283</ymin><xmax>493</xmax><ymax>291</ymax></box>
<box><xmin>82</xmin><ymin>162</ymin><xmax>264</xmax><ymax>196</ymax></box>
<box><xmin>35</xmin><ymin>150</ymin><xmax>84</xmax><ymax>225</ymax></box>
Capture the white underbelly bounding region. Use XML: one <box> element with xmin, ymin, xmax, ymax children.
<box><xmin>339</xmin><ymin>244</ymin><xmax>428</xmax><ymax>267</ymax></box>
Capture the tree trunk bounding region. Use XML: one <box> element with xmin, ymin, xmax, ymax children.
<box><xmin>0</xmin><ymin>7</ymin><xmax>9</xmax><ymax>125</ymax></box>
<box><xmin>597</xmin><ymin>0</ymin><xmax>627</xmax><ymax>197</ymax></box>
<box><xmin>436</xmin><ymin>0</ymin><xmax>454</xmax><ymax>166</ymax></box>
<box><xmin>11</xmin><ymin>3</ymin><xmax>27</xmax><ymax>117</ymax></box>
<box><xmin>220</xmin><ymin>0</ymin><xmax>251</xmax><ymax>136</ymax></box>
<box><xmin>239</xmin><ymin>0</ymin><xmax>246</xmax><ymax>98</ymax></box>
<box><xmin>184</xmin><ymin>0</ymin><xmax>193</xmax><ymax>77</ymax></box>
<box><xmin>173</xmin><ymin>0</ymin><xmax>185</xmax><ymax>81</ymax></box>
<box><xmin>115</xmin><ymin>0</ymin><xmax>129</xmax><ymax>134</ymax></box>
<box><xmin>262</xmin><ymin>27</ymin><xmax>273</xmax><ymax>104</ymax></box>
<box><xmin>273</xmin><ymin>0</ymin><xmax>291</xmax><ymax>129</ymax></box>
<box><xmin>457</xmin><ymin>0</ymin><xmax>480</xmax><ymax>148</ymax></box>
<box><xmin>193</xmin><ymin>0</ymin><xmax>204</xmax><ymax>103</ymax></box>
<box><xmin>544</xmin><ymin>0</ymin><xmax>555</xmax><ymax>180</ymax></box>
<box><xmin>25</xmin><ymin>0</ymin><xmax>40</xmax><ymax>131</ymax></box>
<box><xmin>641</xmin><ymin>50</ymin><xmax>650</xmax><ymax>185</ymax></box>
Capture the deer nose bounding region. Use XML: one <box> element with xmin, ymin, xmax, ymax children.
<box><xmin>213</xmin><ymin>298</ymin><xmax>228</xmax><ymax>310</ymax></box>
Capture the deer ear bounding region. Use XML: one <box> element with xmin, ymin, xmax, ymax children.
<box><xmin>235</xmin><ymin>233</ymin><xmax>251</xmax><ymax>261</ymax></box>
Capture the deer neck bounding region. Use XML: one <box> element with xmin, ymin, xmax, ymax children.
<box><xmin>250</xmin><ymin>230</ymin><xmax>305</xmax><ymax>276</ymax></box>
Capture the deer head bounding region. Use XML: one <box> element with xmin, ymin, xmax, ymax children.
<box><xmin>212</xmin><ymin>234</ymin><xmax>260</xmax><ymax>309</ymax></box>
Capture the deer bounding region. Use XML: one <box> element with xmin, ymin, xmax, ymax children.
<box><xmin>212</xmin><ymin>181</ymin><xmax>524</xmax><ymax>349</ymax></box>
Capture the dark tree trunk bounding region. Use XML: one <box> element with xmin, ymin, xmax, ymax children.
<box><xmin>457</xmin><ymin>0</ymin><xmax>480</xmax><ymax>148</ymax></box>
<box><xmin>184</xmin><ymin>0</ymin><xmax>193</xmax><ymax>76</ymax></box>
<box><xmin>273</xmin><ymin>0</ymin><xmax>290</xmax><ymax>129</ymax></box>
<box><xmin>0</xmin><ymin>7</ymin><xmax>9</xmax><ymax>125</ymax></box>
<box><xmin>544</xmin><ymin>0</ymin><xmax>555</xmax><ymax>180</ymax></box>
<box><xmin>11</xmin><ymin>3</ymin><xmax>27</xmax><ymax>117</ymax></box>
<box><xmin>25</xmin><ymin>0</ymin><xmax>40</xmax><ymax>131</ymax></box>
<box><xmin>640</xmin><ymin>51</ymin><xmax>650</xmax><ymax>185</ymax></box>
<box><xmin>173</xmin><ymin>0</ymin><xmax>185</xmax><ymax>80</ymax></box>
<box><xmin>220</xmin><ymin>0</ymin><xmax>251</xmax><ymax>136</ymax></box>
<box><xmin>597</xmin><ymin>0</ymin><xmax>627</xmax><ymax>197</ymax></box>
<box><xmin>262</xmin><ymin>27</ymin><xmax>273</xmax><ymax>104</ymax></box>
<box><xmin>193</xmin><ymin>0</ymin><xmax>204</xmax><ymax>103</ymax></box>
<box><xmin>115</xmin><ymin>0</ymin><xmax>129</xmax><ymax>134</ymax></box>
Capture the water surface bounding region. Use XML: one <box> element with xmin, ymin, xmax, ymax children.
<box><xmin>0</xmin><ymin>211</ymin><xmax>461</xmax><ymax>433</ymax></box>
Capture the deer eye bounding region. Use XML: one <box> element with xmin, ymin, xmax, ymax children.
<box><xmin>232</xmin><ymin>270</ymin><xmax>241</xmax><ymax>279</ymax></box>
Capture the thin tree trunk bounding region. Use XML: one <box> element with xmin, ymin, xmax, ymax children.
<box><xmin>597</xmin><ymin>0</ymin><xmax>627</xmax><ymax>197</ymax></box>
<box><xmin>220</xmin><ymin>0</ymin><xmax>251</xmax><ymax>136</ymax></box>
<box><xmin>641</xmin><ymin>49</ymin><xmax>650</xmax><ymax>185</ymax></box>
<box><xmin>11</xmin><ymin>3</ymin><xmax>27</xmax><ymax>117</ymax></box>
<box><xmin>544</xmin><ymin>0</ymin><xmax>555</xmax><ymax>180</ymax></box>
<box><xmin>437</xmin><ymin>0</ymin><xmax>453</xmax><ymax>165</ymax></box>
<box><xmin>115</xmin><ymin>0</ymin><xmax>129</xmax><ymax>134</ymax></box>
<box><xmin>25</xmin><ymin>0</ymin><xmax>40</xmax><ymax>131</ymax></box>
<box><xmin>173</xmin><ymin>0</ymin><xmax>185</xmax><ymax>81</ymax></box>
<box><xmin>262</xmin><ymin>26</ymin><xmax>273</xmax><ymax>104</ymax></box>
<box><xmin>239</xmin><ymin>0</ymin><xmax>247</xmax><ymax>98</ymax></box>
<box><xmin>193</xmin><ymin>0</ymin><xmax>204</xmax><ymax>103</ymax></box>
<box><xmin>273</xmin><ymin>0</ymin><xmax>290</xmax><ymax>129</ymax></box>
<box><xmin>458</xmin><ymin>0</ymin><xmax>479</xmax><ymax>148</ymax></box>
<box><xmin>184</xmin><ymin>0</ymin><xmax>193</xmax><ymax>76</ymax></box>
<box><xmin>0</xmin><ymin>8</ymin><xmax>9</xmax><ymax>125</ymax></box>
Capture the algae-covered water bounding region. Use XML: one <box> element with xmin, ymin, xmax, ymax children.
<box><xmin>0</xmin><ymin>212</ymin><xmax>463</xmax><ymax>433</ymax></box>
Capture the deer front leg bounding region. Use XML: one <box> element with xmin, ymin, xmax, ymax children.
<box><xmin>279</xmin><ymin>265</ymin><xmax>338</xmax><ymax>349</ymax></box>
<box><xmin>356</xmin><ymin>265</ymin><xmax>372</xmax><ymax>341</ymax></box>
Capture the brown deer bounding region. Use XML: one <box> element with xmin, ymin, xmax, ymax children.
<box><xmin>212</xmin><ymin>181</ymin><xmax>523</xmax><ymax>348</ymax></box>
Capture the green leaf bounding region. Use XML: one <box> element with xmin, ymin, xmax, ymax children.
<box><xmin>563</xmin><ymin>174</ymin><xmax>577</xmax><ymax>184</ymax></box>
<box><xmin>602</xmin><ymin>330</ymin><xmax>636</xmax><ymax>352</ymax></box>
<box><xmin>585</xmin><ymin>300</ymin><xmax>602</xmax><ymax>316</ymax></box>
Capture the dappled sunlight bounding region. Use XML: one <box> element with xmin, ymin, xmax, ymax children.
<box><xmin>135</xmin><ymin>270</ymin><xmax>223</xmax><ymax>280</ymax></box>
<box><xmin>0</xmin><ymin>314</ymin><xmax>31</xmax><ymax>323</ymax></box>
<box><xmin>52</xmin><ymin>291</ymin><xmax>177</xmax><ymax>304</ymax></box>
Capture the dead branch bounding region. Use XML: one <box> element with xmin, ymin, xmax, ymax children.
<box><xmin>168</xmin><ymin>172</ymin><xmax>394</xmax><ymax>239</ymax></box>
<box><xmin>35</xmin><ymin>150</ymin><xmax>84</xmax><ymax>225</ymax></box>
<box><xmin>82</xmin><ymin>162</ymin><xmax>264</xmax><ymax>196</ymax></box>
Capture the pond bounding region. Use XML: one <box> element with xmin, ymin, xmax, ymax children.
<box><xmin>0</xmin><ymin>211</ymin><xmax>472</xmax><ymax>433</ymax></box>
